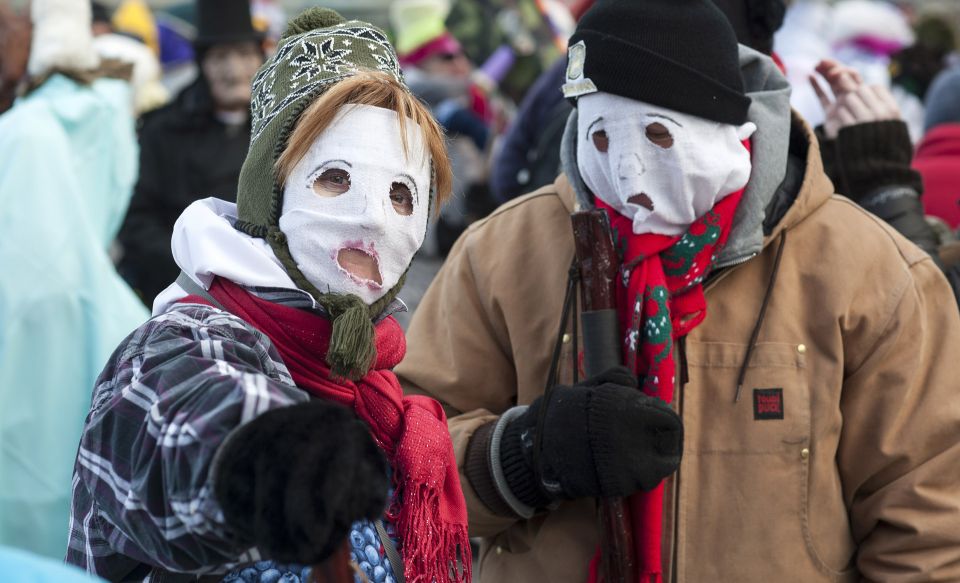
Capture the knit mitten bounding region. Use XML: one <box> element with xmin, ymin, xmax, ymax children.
<box><xmin>213</xmin><ymin>401</ymin><xmax>388</xmax><ymax>565</ymax></box>
<box><xmin>474</xmin><ymin>367</ymin><xmax>682</xmax><ymax>511</ymax></box>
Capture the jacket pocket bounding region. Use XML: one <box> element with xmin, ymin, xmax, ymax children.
<box><xmin>799</xmin><ymin>444</ymin><xmax>857</xmax><ymax>580</ymax></box>
<box><xmin>683</xmin><ymin>340</ymin><xmax>810</xmax><ymax>454</ymax></box>
<box><xmin>676</xmin><ymin>341</ymin><xmax>854</xmax><ymax>582</ymax></box>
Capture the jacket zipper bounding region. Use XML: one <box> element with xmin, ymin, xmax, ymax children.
<box><xmin>715</xmin><ymin>251</ymin><xmax>757</xmax><ymax>270</ymax></box>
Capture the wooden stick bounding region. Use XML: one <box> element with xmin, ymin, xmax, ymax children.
<box><xmin>571</xmin><ymin>210</ymin><xmax>635</xmax><ymax>582</ymax></box>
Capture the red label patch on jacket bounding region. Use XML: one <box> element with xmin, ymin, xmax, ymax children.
<box><xmin>753</xmin><ymin>388</ymin><xmax>784</xmax><ymax>420</ymax></box>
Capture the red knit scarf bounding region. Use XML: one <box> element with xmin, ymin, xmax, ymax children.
<box><xmin>188</xmin><ymin>278</ymin><xmax>471</xmax><ymax>583</ymax></box>
<box><xmin>586</xmin><ymin>141</ymin><xmax>750</xmax><ymax>583</ymax></box>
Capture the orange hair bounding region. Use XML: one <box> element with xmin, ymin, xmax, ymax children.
<box><xmin>275</xmin><ymin>70</ymin><xmax>452</xmax><ymax>210</ymax></box>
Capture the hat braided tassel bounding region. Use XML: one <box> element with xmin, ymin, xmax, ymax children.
<box><xmin>324</xmin><ymin>295</ymin><xmax>377</xmax><ymax>380</ymax></box>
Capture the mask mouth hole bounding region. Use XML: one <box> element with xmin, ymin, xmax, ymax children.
<box><xmin>337</xmin><ymin>247</ymin><xmax>383</xmax><ymax>286</ymax></box>
<box><xmin>627</xmin><ymin>193</ymin><xmax>654</xmax><ymax>211</ymax></box>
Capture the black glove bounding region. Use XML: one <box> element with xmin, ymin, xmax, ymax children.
<box><xmin>500</xmin><ymin>367</ymin><xmax>682</xmax><ymax>508</ymax></box>
<box><xmin>213</xmin><ymin>400</ymin><xmax>388</xmax><ymax>565</ymax></box>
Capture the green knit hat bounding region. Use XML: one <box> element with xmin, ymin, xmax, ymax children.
<box><xmin>235</xmin><ymin>8</ymin><xmax>408</xmax><ymax>380</ymax></box>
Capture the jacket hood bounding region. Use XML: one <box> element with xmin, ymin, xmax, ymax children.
<box><xmin>560</xmin><ymin>44</ymin><xmax>792</xmax><ymax>266</ymax></box>
<box><xmin>152</xmin><ymin>197</ymin><xmax>407</xmax><ymax>322</ymax></box>
<box><xmin>152</xmin><ymin>197</ymin><xmax>312</xmax><ymax>316</ymax></box>
<box><xmin>916</xmin><ymin>123</ymin><xmax>960</xmax><ymax>160</ymax></box>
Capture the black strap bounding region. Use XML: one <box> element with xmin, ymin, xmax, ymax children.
<box><xmin>176</xmin><ymin>271</ymin><xmax>227</xmax><ymax>312</ymax></box>
<box><xmin>533</xmin><ymin>259</ymin><xmax>580</xmax><ymax>476</ymax></box>
<box><xmin>143</xmin><ymin>568</ymin><xmax>220</xmax><ymax>583</ymax></box>
<box><xmin>376</xmin><ymin>520</ymin><xmax>406</xmax><ymax>583</ymax></box>
<box><xmin>734</xmin><ymin>231</ymin><xmax>788</xmax><ymax>402</ymax></box>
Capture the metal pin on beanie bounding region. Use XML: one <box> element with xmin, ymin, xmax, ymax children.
<box><xmin>562</xmin><ymin>0</ymin><xmax>751</xmax><ymax>125</ymax></box>
<box><xmin>562</xmin><ymin>41</ymin><xmax>597</xmax><ymax>99</ymax></box>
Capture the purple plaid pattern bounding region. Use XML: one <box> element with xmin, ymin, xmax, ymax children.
<box><xmin>65</xmin><ymin>303</ymin><xmax>311</xmax><ymax>580</ymax></box>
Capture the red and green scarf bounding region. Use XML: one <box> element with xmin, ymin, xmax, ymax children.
<box><xmin>588</xmin><ymin>140</ymin><xmax>750</xmax><ymax>583</ymax></box>
<box><xmin>187</xmin><ymin>278</ymin><xmax>471</xmax><ymax>583</ymax></box>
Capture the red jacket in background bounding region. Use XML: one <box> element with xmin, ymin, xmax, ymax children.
<box><xmin>914</xmin><ymin>123</ymin><xmax>960</xmax><ymax>230</ymax></box>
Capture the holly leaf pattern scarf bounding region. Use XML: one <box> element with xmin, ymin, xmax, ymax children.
<box><xmin>590</xmin><ymin>140</ymin><xmax>750</xmax><ymax>582</ymax></box>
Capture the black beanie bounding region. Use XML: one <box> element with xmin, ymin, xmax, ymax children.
<box><xmin>564</xmin><ymin>0</ymin><xmax>750</xmax><ymax>125</ymax></box>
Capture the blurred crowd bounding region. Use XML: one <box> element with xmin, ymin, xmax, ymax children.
<box><xmin>3</xmin><ymin>0</ymin><xmax>960</xmax><ymax>301</ymax></box>
<box><xmin>1</xmin><ymin>0</ymin><xmax>960</xmax><ymax>578</ymax></box>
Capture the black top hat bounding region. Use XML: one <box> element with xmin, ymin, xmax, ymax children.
<box><xmin>194</xmin><ymin>0</ymin><xmax>263</xmax><ymax>48</ymax></box>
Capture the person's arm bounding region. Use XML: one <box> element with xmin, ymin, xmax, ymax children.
<box><xmin>811</xmin><ymin>60</ymin><xmax>941</xmax><ymax>260</ymax></box>
<box><xmin>837</xmin><ymin>255</ymin><xmax>960</xmax><ymax>581</ymax></box>
<box><xmin>73</xmin><ymin>306</ymin><xmax>384</xmax><ymax>573</ymax></box>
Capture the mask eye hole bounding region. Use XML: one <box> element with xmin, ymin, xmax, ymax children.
<box><xmin>312</xmin><ymin>168</ymin><xmax>351</xmax><ymax>196</ymax></box>
<box><xmin>645</xmin><ymin>122</ymin><xmax>674</xmax><ymax>148</ymax></box>
<box><xmin>591</xmin><ymin>129</ymin><xmax>609</xmax><ymax>153</ymax></box>
<box><xmin>390</xmin><ymin>181</ymin><xmax>414</xmax><ymax>216</ymax></box>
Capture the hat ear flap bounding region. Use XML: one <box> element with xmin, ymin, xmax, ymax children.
<box><xmin>737</xmin><ymin>121</ymin><xmax>757</xmax><ymax>141</ymax></box>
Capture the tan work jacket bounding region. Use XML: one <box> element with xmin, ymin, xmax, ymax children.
<box><xmin>397</xmin><ymin>121</ymin><xmax>960</xmax><ymax>582</ymax></box>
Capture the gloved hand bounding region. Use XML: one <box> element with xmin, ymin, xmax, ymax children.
<box><xmin>500</xmin><ymin>367</ymin><xmax>682</xmax><ymax>508</ymax></box>
<box><xmin>213</xmin><ymin>400</ymin><xmax>388</xmax><ymax>565</ymax></box>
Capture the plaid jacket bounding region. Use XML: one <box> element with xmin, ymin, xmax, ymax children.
<box><xmin>66</xmin><ymin>302</ymin><xmax>315</xmax><ymax>580</ymax></box>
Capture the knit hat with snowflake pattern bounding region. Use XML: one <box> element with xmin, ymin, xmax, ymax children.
<box><xmin>234</xmin><ymin>8</ymin><xmax>407</xmax><ymax>379</ymax></box>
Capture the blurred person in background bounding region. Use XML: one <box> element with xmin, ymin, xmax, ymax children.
<box><xmin>117</xmin><ymin>0</ymin><xmax>264</xmax><ymax>304</ymax></box>
<box><xmin>0</xmin><ymin>2</ymin><xmax>31</xmax><ymax>115</ymax></box>
<box><xmin>391</xmin><ymin>0</ymin><xmax>497</xmax><ymax>255</ymax></box>
<box><xmin>490</xmin><ymin>0</ymin><xmax>594</xmax><ymax>204</ymax></box>
<box><xmin>154</xmin><ymin>8</ymin><xmax>199</xmax><ymax>95</ymax></box>
<box><xmin>489</xmin><ymin>55</ymin><xmax>569</xmax><ymax>203</ymax></box>
<box><xmin>90</xmin><ymin>1</ymin><xmax>170</xmax><ymax>116</ymax></box>
<box><xmin>810</xmin><ymin>58</ymin><xmax>943</xmax><ymax>269</ymax></box>
<box><xmin>775</xmin><ymin>0</ymin><xmax>919</xmax><ymax>135</ymax></box>
<box><xmin>914</xmin><ymin>67</ymin><xmax>960</xmax><ymax>246</ymax></box>
<box><xmin>889</xmin><ymin>15</ymin><xmax>957</xmax><ymax>103</ymax></box>
<box><xmin>251</xmin><ymin>0</ymin><xmax>287</xmax><ymax>55</ymax></box>
<box><xmin>0</xmin><ymin>0</ymin><xmax>148</xmax><ymax>559</ymax></box>
<box><xmin>445</xmin><ymin>0</ymin><xmax>563</xmax><ymax>104</ymax></box>
<box><xmin>112</xmin><ymin>0</ymin><xmax>160</xmax><ymax>55</ymax></box>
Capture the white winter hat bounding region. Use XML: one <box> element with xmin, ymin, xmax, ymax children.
<box><xmin>27</xmin><ymin>0</ymin><xmax>101</xmax><ymax>78</ymax></box>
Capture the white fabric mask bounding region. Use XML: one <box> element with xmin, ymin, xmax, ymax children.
<box><xmin>576</xmin><ymin>92</ymin><xmax>756</xmax><ymax>236</ymax></box>
<box><xmin>279</xmin><ymin>104</ymin><xmax>431</xmax><ymax>305</ymax></box>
